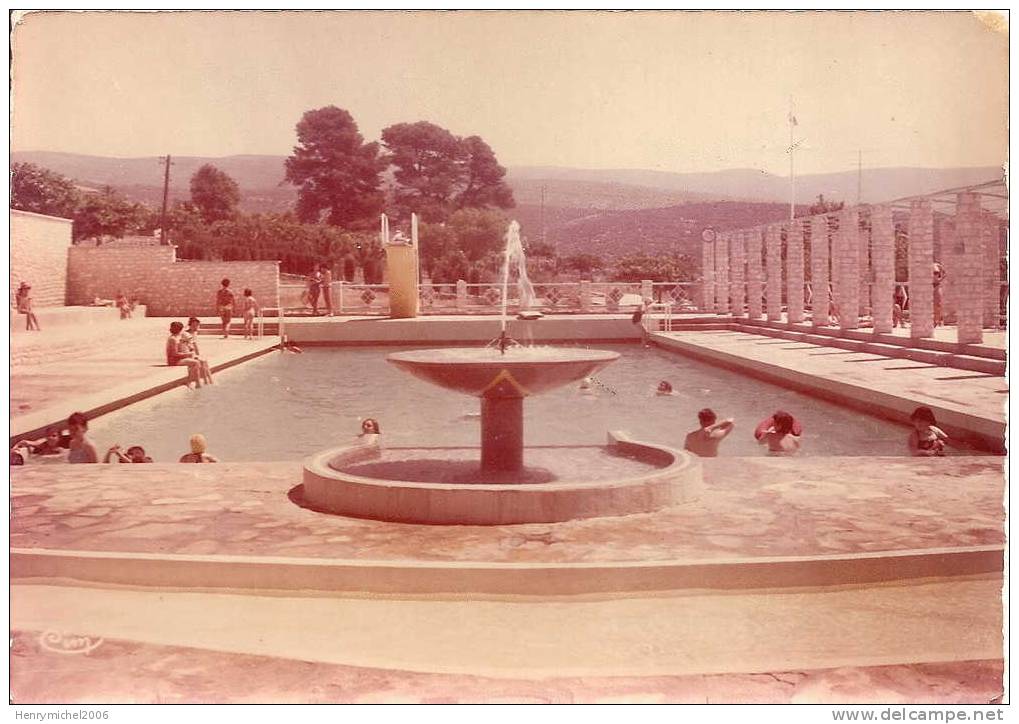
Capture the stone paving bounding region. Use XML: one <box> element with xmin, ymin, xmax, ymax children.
<box><xmin>9</xmin><ymin>629</ymin><xmax>1003</xmax><ymax>704</ymax></box>
<box><xmin>654</xmin><ymin>329</ymin><xmax>1007</xmax><ymax>445</ymax></box>
<box><xmin>11</xmin><ymin>456</ymin><xmax>1003</xmax><ymax>563</ymax></box>
<box><xmin>10</xmin><ymin>316</ymin><xmax>279</xmax><ymax>439</ymax></box>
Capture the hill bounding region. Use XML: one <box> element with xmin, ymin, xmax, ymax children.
<box><xmin>512</xmin><ymin>201</ymin><xmax>803</xmax><ymax>260</ymax></box>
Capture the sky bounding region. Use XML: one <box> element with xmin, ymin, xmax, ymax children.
<box><xmin>10</xmin><ymin>10</ymin><xmax>1009</xmax><ymax>176</ymax></box>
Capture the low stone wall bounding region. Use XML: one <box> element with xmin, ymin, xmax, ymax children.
<box><xmin>67</xmin><ymin>246</ymin><xmax>280</xmax><ymax>316</ymax></box>
<box><xmin>10</xmin><ymin>209</ymin><xmax>73</xmax><ymax>307</ymax></box>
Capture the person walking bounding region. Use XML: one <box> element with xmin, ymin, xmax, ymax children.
<box><xmin>216</xmin><ymin>278</ymin><xmax>235</xmax><ymax>339</ymax></box>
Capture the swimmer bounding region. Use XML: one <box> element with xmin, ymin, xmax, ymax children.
<box><xmin>908</xmin><ymin>406</ymin><xmax>948</xmax><ymax>457</ymax></box>
<box><xmin>104</xmin><ymin>444</ymin><xmax>153</xmax><ymax>463</ymax></box>
<box><xmin>755</xmin><ymin>410</ymin><xmax>801</xmax><ymax>455</ymax></box>
<box><xmin>179</xmin><ymin>434</ymin><xmax>219</xmax><ymax>463</ymax></box>
<box><xmin>683</xmin><ymin>408</ymin><xmax>734</xmax><ymax>458</ymax></box>
<box><xmin>359</xmin><ymin>418</ymin><xmax>381</xmax><ymax>437</ymax></box>
<box><xmin>656</xmin><ymin>380</ymin><xmax>674</xmax><ymax>396</ymax></box>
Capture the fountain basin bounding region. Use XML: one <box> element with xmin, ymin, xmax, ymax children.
<box><xmin>301</xmin><ymin>431</ymin><xmax>703</xmax><ymax>525</ymax></box>
<box><xmin>387</xmin><ymin>347</ymin><xmax>620</xmax><ymax>398</ymax></box>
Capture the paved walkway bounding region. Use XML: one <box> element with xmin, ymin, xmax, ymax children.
<box><xmin>10</xmin><ymin>577</ymin><xmax>1002</xmax><ymax>682</ymax></box>
<box><xmin>654</xmin><ymin>329</ymin><xmax>1007</xmax><ymax>448</ymax></box>
<box><xmin>10</xmin><ymin>626</ymin><xmax>1002</xmax><ymax>704</ymax></box>
<box><xmin>11</xmin><ymin>457</ymin><xmax>1003</xmax><ymax>564</ymax></box>
<box><xmin>11</xmin><ymin>317</ymin><xmax>279</xmax><ymax>440</ymax></box>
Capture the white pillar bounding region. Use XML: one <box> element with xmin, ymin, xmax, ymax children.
<box><xmin>836</xmin><ymin>208</ymin><xmax>860</xmax><ymax>330</ymax></box>
<box><xmin>908</xmin><ymin>199</ymin><xmax>935</xmax><ymax>339</ymax></box>
<box><xmin>871</xmin><ymin>205</ymin><xmax>895</xmax><ymax>334</ymax></box>
<box><xmin>746</xmin><ymin>227</ymin><xmax>763</xmax><ymax>320</ymax></box>
<box><xmin>765</xmin><ymin>225</ymin><xmax>782</xmax><ymax>321</ymax></box>
<box><xmin>701</xmin><ymin>240</ymin><xmax>716</xmax><ymax>313</ymax></box>
<box><xmin>715</xmin><ymin>232</ymin><xmax>730</xmax><ymax>314</ymax></box>
<box><xmin>954</xmin><ymin>193</ymin><xmax>983</xmax><ymax>344</ymax></box>
<box><xmin>730</xmin><ymin>229</ymin><xmax>746</xmax><ymax>317</ymax></box>
<box><xmin>810</xmin><ymin>216</ymin><xmax>829</xmax><ymax>327</ymax></box>
<box><xmin>785</xmin><ymin>219</ymin><xmax>805</xmax><ymax>323</ymax></box>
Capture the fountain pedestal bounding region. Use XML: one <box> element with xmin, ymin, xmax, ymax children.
<box><xmin>481</xmin><ymin>396</ymin><xmax>523</xmax><ymax>471</ymax></box>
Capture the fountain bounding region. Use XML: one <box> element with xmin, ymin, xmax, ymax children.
<box><xmin>302</xmin><ymin>221</ymin><xmax>702</xmax><ymax>524</ymax></box>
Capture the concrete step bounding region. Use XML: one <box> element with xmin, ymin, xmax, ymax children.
<box><xmin>664</xmin><ymin>320</ymin><xmax>1004</xmax><ymax>376</ymax></box>
<box><xmin>739</xmin><ymin>318</ymin><xmax>1006</xmax><ymax>361</ymax></box>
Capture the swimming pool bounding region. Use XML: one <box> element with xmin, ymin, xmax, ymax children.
<box><xmin>77</xmin><ymin>343</ymin><xmax>984</xmax><ymax>464</ymax></box>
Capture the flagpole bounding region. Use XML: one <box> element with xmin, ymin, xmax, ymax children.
<box><xmin>789</xmin><ymin>97</ymin><xmax>795</xmax><ymax>222</ymax></box>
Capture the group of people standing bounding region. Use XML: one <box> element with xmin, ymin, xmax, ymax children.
<box><xmin>301</xmin><ymin>265</ymin><xmax>334</xmax><ymax>316</ymax></box>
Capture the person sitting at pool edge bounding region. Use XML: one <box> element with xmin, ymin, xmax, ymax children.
<box><xmin>684</xmin><ymin>408</ymin><xmax>735</xmax><ymax>458</ymax></box>
<box><xmin>179</xmin><ymin>434</ymin><xmax>219</xmax><ymax>463</ymax></box>
<box><xmin>182</xmin><ymin>317</ymin><xmax>214</xmax><ymax>385</ymax></box>
<box><xmin>755</xmin><ymin>410</ymin><xmax>801</xmax><ymax>455</ymax></box>
<box><xmin>167</xmin><ymin>321</ymin><xmax>203</xmax><ymax>389</ymax></box>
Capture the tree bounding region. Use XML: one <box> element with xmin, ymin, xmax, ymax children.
<box><xmin>284</xmin><ymin>106</ymin><xmax>387</xmax><ymax>228</ymax></box>
<box><xmin>190</xmin><ymin>164</ymin><xmax>241</xmax><ymax>223</ymax></box>
<box><xmin>72</xmin><ymin>188</ymin><xmax>148</xmax><ymax>242</ymax></box>
<box><xmin>11</xmin><ymin>162</ymin><xmax>79</xmax><ymax>218</ymax></box>
<box><xmin>454</xmin><ymin>135</ymin><xmax>514</xmax><ymax>211</ymax></box>
<box><xmin>808</xmin><ymin>194</ymin><xmax>845</xmax><ymax>216</ymax></box>
<box><xmin>382</xmin><ymin>122</ymin><xmax>514</xmax><ymax>221</ymax></box>
<box><xmin>613</xmin><ymin>253</ymin><xmax>697</xmax><ymax>284</ymax></box>
<box><xmin>563</xmin><ymin>253</ymin><xmax>604</xmax><ymax>276</ymax></box>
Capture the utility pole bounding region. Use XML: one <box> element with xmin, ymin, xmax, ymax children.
<box><xmin>540</xmin><ymin>183</ymin><xmax>547</xmax><ymax>247</ymax></box>
<box><xmin>857</xmin><ymin>149</ymin><xmax>863</xmax><ymax>205</ymax></box>
<box><xmin>159</xmin><ymin>155</ymin><xmax>172</xmax><ymax>246</ymax></box>
<box><xmin>788</xmin><ymin>97</ymin><xmax>796</xmax><ymax>221</ymax></box>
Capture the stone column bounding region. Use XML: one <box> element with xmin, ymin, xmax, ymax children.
<box><xmin>730</xmin><ymin>229</ymin><xmax>746</xmax><ymax>318</ymax></box>
<box><xmin>982</xmin><ymin>215</ymin><xmax>1001</xmax><ymax>328</ymax></box>
<box><xmin>835</xmin><ymin>208</ymin><xmax>860</xmax><ymax>330</ymax></box>
<box><xmin>746</xmin><ymin>227</ymin><xmax>763</xmax><ymax>320</ymax></box>
<box><xmin>785</xmin><ymin>219</ymin><xmax>805</xmax><ymax>323</ymax></box>
<box><xmin>936</xmin><ymin>218</ymin><xmax>958</xmax><ymax>325</ymax></box>
<box><xmin>954</xmin><ymin>193</ymin><xmax>983</xmax><ymax>344</ymax></box>
<box><xmin>870</xmin><ymin>205</ymin><xmax>895</xmax><ymax>334</ymax></box>
<box><xmin>907</xmin><ymin>199</ymin><xmax>934</xmax><ymax>339</ymax></box>
<box><xmin>858</xmin><ymin>210</ymin><xmax>872</xmax><ymax>317</ymax></box>
<box><xmin>701</xmin><ymin>240</ymin><xmax>716</xmax><ymax>313</ymax></box>
<box><xmin>455</xmin><ymin>279</ymin><xmax>468</xmax><ymax>310</ymax></box>
<box><xmin>810</xmin><ymin>216</ymin><xmax>828</xmax><ymax>327</ymax></box>
<box><xmin>578</xmin><ymin>281</ymin><xmax>595</xmax><ymax>311</ymax></box>
<box><xmin>765</xmin><ymin>224</ymin><xmax>782</xmax><ymax>321</ymax></box>
<box><xmin>641</xmin><ymin>279</ymin><xmax>654</xmax><ymax>303</ymax></box>
<box><xmin>715</xmin><ymin>232</ymin><xmax>730</xmax><ymax>314</ymax></box>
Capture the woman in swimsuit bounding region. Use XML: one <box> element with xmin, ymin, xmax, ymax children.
<box><xmin>167</xmin><ymin>321</ymin><xmax>202</xmax><ymax>389</ymax></box>
<box><xmin>66</xmin><ymin>412</ymin><xmax>98</xmax><ymax>464</ymax></box>
<box><xmin>179</xmin><ymin>434</ymin><xmax>219</xmax><ymax>463</ymax></box>
<box><xmin>242</xmin><ymin>289</ymin><xmax>260</xmax><ymax>340</ymax></box>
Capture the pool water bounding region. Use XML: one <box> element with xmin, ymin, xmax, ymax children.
<box><xmin>82</xmin><ymin>343</ymin><xmax>978</xmax><ymax>463</ymax></box>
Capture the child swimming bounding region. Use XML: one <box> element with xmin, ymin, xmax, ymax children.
<box><xmin>907</xmin><ymin>406</ymin><xmax>948</xmax><ymax>457</ymax></box>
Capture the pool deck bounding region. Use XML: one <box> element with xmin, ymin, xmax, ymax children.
<box><xmin>11</xmin><ymin>453</ymin><xmax>1002</xmax><ymax>559</ymax></box>
<box><xmin>9</xmin><ymin>454</ymin><xmax>1006</xmax><ymax>702</ymax></box>
<box><xmin>10</xmin><ymin>317</ymin><xmax>280</xmax><ymax>441</ymax></box>
<box><xmin>652</xmin><ymin>328</ymin><xmax>1007</xmax><ymax>450</ymax></box>
<box><xmin>7</xmin><ymin>313</ymin><xmax>1008</xmax><ymax>703</ymax></box>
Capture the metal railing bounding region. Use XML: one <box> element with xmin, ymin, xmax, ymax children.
<box><xmin>275</xmin><ymin>280</ymin><xmax>701</xmax><ymax>316</ymax></box>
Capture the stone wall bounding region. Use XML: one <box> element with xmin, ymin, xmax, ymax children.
<box><xmin>10</xmin><ymin>209</ymin><xmax>73</xmax><ymax>307</ymax></box>
<box><xmin>67</xmin><ymin>245</ymin><xmax>280</xmax><ymax>316</ymax></box>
